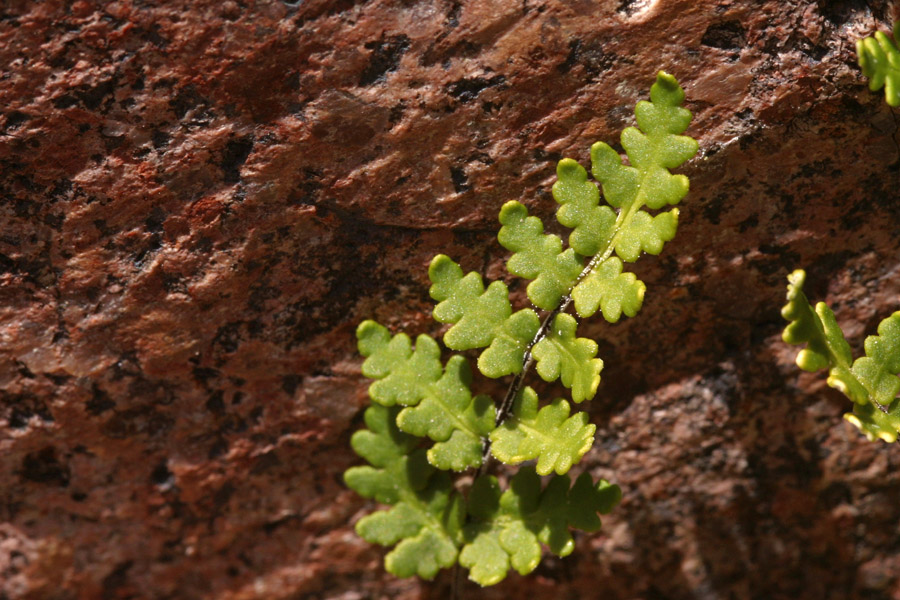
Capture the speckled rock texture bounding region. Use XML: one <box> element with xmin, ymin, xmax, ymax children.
<box><xmin>1</xmin><ymin>0</ymin><xmax>900</xmax><ymax>598</ymax></box>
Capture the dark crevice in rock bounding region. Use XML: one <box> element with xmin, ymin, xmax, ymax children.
<box><xmin>263</xmin><ymin>513</ymin><xmax>300</xmax><ymax>534</ymax></box>
<box><xmin>221</xmin><ymin>135</ymin><xmax>255</xmax><ymax>184</ymax></box>
<box><xmin>818</xmin><ymin>0</ymin><xmax>890</xmax><ymax>26</ymax></box>
<box><xmin>445</xmin><ymin>74</ymin><xmax>506</xmax><ymax>103</ymax></box>
<box><xmin>449</xmin><ymin>165</ymin><xmax>470</xmax><ymax>193</ymax></box>
<box><xmin>192</xmin><ymin>367</ymin><xmax>222</xmax><ymax>387</ymax></box>
<box><xmin>78</xmin><ymin>77</ymin><xmax>118</xmax><ymax>111</ymax></box>
<box><xmin>701</xmin><ymin>21</ymin><xmax>746</xmax><ymax>52</ymax></box>
<box><xmin>21</xmin><ymin>447</ymin><xmax>70</xmax><ymax>487</ymax></box>
<box><xmin>87</xmin><ymin>384</ymin><xmax>116</xmax><ymax>415</ymax></box>
<box><xmin>144</xmin><ymin>206</ymin><xmax>167</xmax><ymax>233</ymax></box>
<box><xmin>282</xmin><ymin>374</ymin><xmax>303</xmax><ymax>396</ymax></box>
<box><xmin>170</xmin><ymin>84</ymin><xmax>214</xmax><ymax>123</ymax></box>
<box><xmin>358</xmin><ymin>34</ymin><xmax>410</xmax><ymax>86</ymax></box>
<box><xmin>206</xmin><ymin>390</ymin><xmax>226</xmax><ymax>415</ymax></box>
<box><xmin>3</xmin><ymin>110</ymin><xmax>28</xmax><ymax>130</ymax></box>
<box><xmin>5</xmin><ymin>393</ymin><xmax>53</xmax><ymax>429</ymax></box>
<box><xmin>558</xmin><ymin>39</ymin><xmax>616</xmax><ymax>78</ymax></box>
<box><xmin>150</xmin><ymin>462</ymin><xmax>174</xmax><ymax>487</ymax></box>
<box><xmin>151</xmin><ymin>130</ymin><xmax>170</xmax><ymax>149</ymax></box>
<box><xmin>101</xmin><ymin>560</ymin><xmax>134</xmax><ymax>599</ymax></box>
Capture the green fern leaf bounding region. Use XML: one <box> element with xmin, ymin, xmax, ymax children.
<box><xmin>612</xmin><ymin>208</ymin><xmax>679</xmax><ymax>263</ymax></box>
<box><xmin>551</xmin><ymin>158</ymin><xmax>617</xmax><ymax>257</ymax></box>
<box><xmin>348</xmin><ymin>72</ymin><xmax>696</xmax><ymax>586</ymax></box>
<box><xmin>592</xmin><ymin>73</ymin><xmax>696</xmax><ymax>205</ymax></box>
<box><xmin>489</xmin><ymin>387</ymin><xmax>595</xmax><ymax>475</ymax></box>
<box><xmin>429</xmin><ymin>254</ymin><xmax>540</xmax><ymax>377</ymax></box>
<box><xmin>571</xmin><ymin>256</ymin><xmax>645</xmax><ymax>321</ymax></box>
<box><xmin>497</xmin><ymin>200</ymin><xmax>584</xmax><ymax>310</ymax></box>
<box><xmin>532</xmin><ymin>313</ymin><xmax>603</xmax><ymax>402</ymax></box>
<box><xmin>357</xmin><ymin>320</ymin><xmax>444</xmax><ymax>407</ymax></box>
<box><xmin>344</xmin><ymin>404</ymin><xmax>464</xmax><ymax>578</ymax></box>
<box><xmin>458</xmin><ymin>467</ymin><xmax>621</xmax><ymax>586</ymax></box>
<box><xmin>857</xmin><ymin>22</ymin><xmax>900</xmax><ymax>107</ymax></box>
<box><xmin>397</xmin><ymin>355</ymin><xmax>496</xmax><ymax>471</ymax></box>
<box><xmin>782</xmin><ymin>270</ymin><xmax>900</xmax><ymax>442</ymax></box>
<box><xmin>345</xmin><ymin>404</ymin><xmax>420</xmax><ymax>502</ymax></box>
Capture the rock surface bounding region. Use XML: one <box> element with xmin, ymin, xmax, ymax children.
<box><xmin>1</xmin><ymin>0</ymin><xmax>900</xmax><ymax>598</ymax></box>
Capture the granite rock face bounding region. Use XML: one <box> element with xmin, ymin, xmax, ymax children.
<box><xmin>1</xmin><ymin>0</ymin><xmax>900</xmax><ymax>598</ymax></box>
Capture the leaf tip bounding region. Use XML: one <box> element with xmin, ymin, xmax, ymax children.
<box><xmin>650</xmin><ymin>70</ymin><xmax>686</xmax><ymax>106</ymax></box>
<box><xmin>556</xmin><ymin>157</ymin><xmax>587</xmax><ymax>180</ymax></box>
<box><xmin>596</xmin><ymin>480</ymin><xmax>623</xmax><ymax>514</ymax></box>
<box><xmin>498</xmin><ymin>199</ymin><xmax>527</xmax><ymax>224</ymax></box>
<box><xmin>428</xmin><ymin>254</ymin><xmax>464</xmax><ymax>301</ymax></box>
<box><xmin>357</xmin><ymin>320</ymin><xmax>391</xmax><ymax>357</ymax></box>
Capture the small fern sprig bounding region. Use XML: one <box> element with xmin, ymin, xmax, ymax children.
<box><xmin>857</xmin><ymin>21</ymin><xmax>900</xmax><ymax>107</ymax></box>
<box><xmin>782</xmin><ymin>270</ymin><xmax>900</xmax><ymax>442</ymax></box>
<box><xmin>346</xmin><ymin>71</ymin><xmax>697</xmax><ymax>586</ymax></box>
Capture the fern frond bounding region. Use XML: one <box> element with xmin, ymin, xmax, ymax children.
<box><xmin>498</xmin><ymin>200</ymin><xmax>583</xmax><ymax>310</ymax></box>
<box><xmin>429</xmin><ymin>254</ymin><xmax>540</xmax><ymax>378</ymax></box>
<box><xmin>358</xmin><ymin>320</ymin><xmax>496</xmax><ymax>470</ymax></box>
<box><xmin>344</xmin><ymin>404</ymin><xmax>464</xmax><ymax>578</ymax></box>
<box><xmin>552</xmin><ymin>72</ymin><xmax>697</xmax><ymax>320</ymax></box>
<box><xmin>458</xmin><ymin>467</ymin><xmax>620</xmax><ymax>586</ymax></box>
<box><xmin>847</xmin><ymin>312</ymin><xmax>900</xmax><ymax>405</ymax></box>
<box><xmin>532</xmin><ymin>313</ymin><xmax>603</xmax><ymax>402</ymax></box>
<box><xmin>857</xmin><ymin>22</ymin><xmax>900</xmax><ymax>106</ymax></box>
<box><xmin>348</xmin><ymin>71</ymin><xmax>696</xmax><ymax>587</ymax></box>
<box><xmin>489</xmin><ymin>387</ymin><xmax>596</xmax><ymax>475</ymax></box>
<box><xmin>587</xmin><ymin>71</ymin><xmax>694</xmax><ymax>234</ymax></box>
<box><xmin>782</xmin><ymin>270</ymin><xmax>900</xmax><ymax>442</ymax></box>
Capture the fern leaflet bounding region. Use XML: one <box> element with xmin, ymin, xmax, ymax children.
<box><xmin>489</xmin><ymin>387</ymin><xmax>596</xmax><ymax>475</ymax></box>
<box><xmin>358</xmin><ymin>321</ymin><xmax>496</xmax><ymax>470</ymax></box>
<box><xmin>532</xmin><ymin>313</ymin><xmax>604</xmax><ymax>403</ymax></box>
<box><xmin>572</xmin><ymin>256</ymin><xmax>645</xmax><ymax>321</ymax></box>
<box><xmin>429</xmin><ymin>254</ymin><xmax>540</xmax><ymax>378</ymax></box>
<box><xmin>498</xmin><ymin>200</ymin><xmax>583</xmax><ymax>311</ymax></box>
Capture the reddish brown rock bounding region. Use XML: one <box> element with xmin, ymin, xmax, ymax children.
<box><xmin>1</xmin><ymin>0</ymin><xmax>900</xmax><ymax>598</ymax></box>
